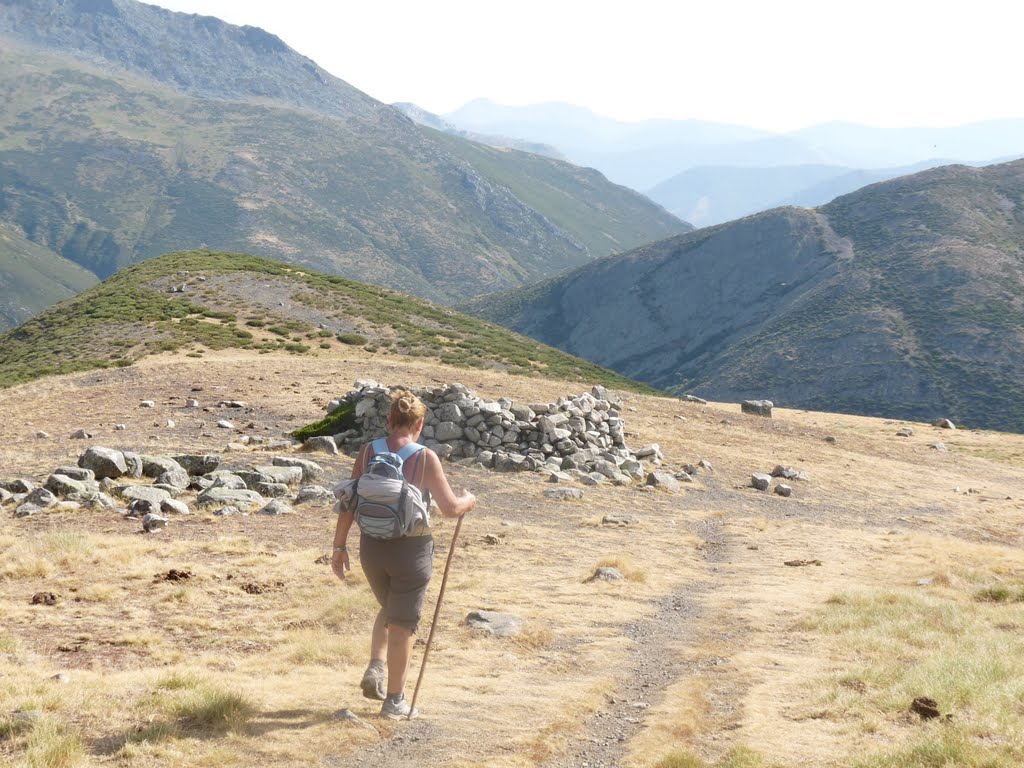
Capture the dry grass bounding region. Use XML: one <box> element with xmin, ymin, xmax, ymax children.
<box><xmin>1</xmin><ymin>349</ymin><xmax>1024</xmax><ymax>767</ymax></box>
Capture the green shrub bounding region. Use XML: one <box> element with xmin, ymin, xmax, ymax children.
<box><xmin>336</xmin><ymin>332</ymin><xmax>367</xmax><ymax>346</ymax></box>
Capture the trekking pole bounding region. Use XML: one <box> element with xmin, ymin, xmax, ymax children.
<box><xmin>408</xmin><ymin>514</ymin><xmax>465</xmax><ymax>719</ymax></box>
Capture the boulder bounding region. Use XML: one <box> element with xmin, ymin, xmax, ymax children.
<box><xmin>141</xmin><ymin>456</ymin><xmax>185</xmax><ymax>479</ymax></box>
<box><xmin>256</xmin><ymin>482</ymin><xmax>291</xmax><ymax>498</ymax></box>
<box><xmin>213</xmin><ymin>506</ymin><xmax>239</xmax><ymax>517</ymax></box>
<box><xmin>142</xmin><ymin>513</ymin><xmax>168</xmax><ymax>532</ymax></box>
<box><xmin>646</xmin><ymin>472</ymin><xmax>680</xmax><ymax>492</ymax></box>
<box><xmin>197</xmin><ymin>487</ymin><xmax>265</xmax><ymax>509</ymax></box>
<box><xmin>932</xmin><ymin>418</ymin><xmax>956</xmax><ymax>430</ymax></box>
<box><xmin>54</xmin><ymin>467</ymin><xmax>95</xmax><ymax>482</ymax></box>
<box><xmin>160</xmin><ymin>499</ymin><xmax>190</xmax><ymax>515</ymax></box>
<box><xmin>217</xmin><ymin>420</ymin><xmax>235</xmax><ymax>430</ymax></box>
<box><xmin>257</xmin><ymin>499</ymin><xmax>293</xmax><ymax>516</ymax></box>
<box><xmin>896</xmin><ymin>427</ymin><xmax>914</xmax><ymax>437</ymax></box>
<box><xmin>171</xmin><ymin>454</ymin><xmax>220</xmax><ymax>476</ymax></box>
<box><xmin>272</xmin><ymin>457</ymin><xmax>324</xmax><ymax>483</ymax></box>
<box><xmin>680</xmin><ymin>394</ymin><xmax>708</xmax><ymax>404</ymax></box>
<box><xmin>69</xmin><ymin>429</ymin><xmax>93</xmax><ymax>440</ymax></box>
<box><xmin>775</xmin><ymin>484</ymin><xmax>793</xmax><ymax>498</ymax></box>
<box><xmin>122</xmin><ymin>451</ymin><xmax>144</xmax><ymax>479</ymax></box>
<box><xmin>157</xmin><ymin>467</ymin><xmax>191</xmax><ymax>490</ymax></box>
<box><xmin>741</xmin><ymin>399</ymin><xmax>774</xmax><ymax>417</ymax></box>
<box><xmin>44</xmin><ymin>474</ymin><xmax>95</xmax><ymax>498</ymax></box>
<box><xmin>208</xmin><ymin>472</ymin><xmax>248</xmax><ymax>490</ymax></box>
<box><xmin>78</xmin><ymin>447</ymin><xmax>128</xmax><ymax>480</ymax></box>
<box><xmin>255</xmin><ymin>465</ymin><xmax>303</xmax><ymax>486</ymax></box>
<box><xmin>295</xmin><ymin>485</ymin><xmax>334</xmax><ymax>506</ymax></box>
<box><xmin>306</xmin><ymin>436</ymin><xmax>338</xmax><ymax>455</ymax></box>
<box><xmin>1</xmin><ymin>479</ymin><xmax>33</xmax><ymax>494</ymax></box>
<box><xmin>751</xmin><ymin>473</ymin><xmax>772</xmax><ymax>491</ymax></box>
<box><xmin>117</xmin><ymin>485</ymin><xmax>172</xmax><ymax>505</ymax></box>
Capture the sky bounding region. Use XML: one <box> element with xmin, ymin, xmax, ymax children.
<box><xmin>149</xmin><ymin>0</ymin><xmax>1022</xmax><ymax>133</ymax></box>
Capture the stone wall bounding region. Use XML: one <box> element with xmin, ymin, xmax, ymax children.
<box><xmin>325</xmin><ymin>381</ymin><xmax>663</xmax><ymax>480</ymax></box>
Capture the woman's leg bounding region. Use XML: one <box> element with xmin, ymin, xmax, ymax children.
<box><xmin>386</xmin><ymin>624</ymin><xmax>416</xmax><ymax>696</ymax></box>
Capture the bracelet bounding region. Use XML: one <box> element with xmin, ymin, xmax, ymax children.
<box><xmin>333</xmin><ymin>546</ymin><xmax>347</xmax><ymax>552</ymax></box>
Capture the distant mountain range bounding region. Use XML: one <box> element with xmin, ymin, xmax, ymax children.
<box><xmin>463</xmin><ymin>160</ymin><xmax>1024</xmax><ymax>432</ymax></box>
<box><xmin>0</xmin><ymin>0</ymin><xmax>686</xmax><ymax>329</ymax></box>
<box><xmin>442</xmin><ymin>99</ymin><xmax>1024</xmax><ymax>219</ymax></box>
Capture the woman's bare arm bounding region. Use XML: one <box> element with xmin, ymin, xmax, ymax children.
<box><xmin>421</xmin><ymin>449</ymin><xmax>475</xmax><ymax>518</ymax></box>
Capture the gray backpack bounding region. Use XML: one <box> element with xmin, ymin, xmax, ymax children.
<box><xmin>350</xmin><ymin>439</ymin><xmax>431</xmax><ymax>540</ymax></box>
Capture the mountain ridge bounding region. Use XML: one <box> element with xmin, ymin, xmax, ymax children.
<box><xmin>464</xmin><ymin>159</ymin><xmax>1024</xmax><ymax>432</ymax></box>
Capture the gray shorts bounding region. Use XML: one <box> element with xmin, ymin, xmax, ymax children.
<box><xmin>359</xmin><ymin>535</ymin><xmax>434</xmax><ymax>633</ymax></box>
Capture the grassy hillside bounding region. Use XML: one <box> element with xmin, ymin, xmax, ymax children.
<box><xmin>0</xmin><ymin>222</ymin><xmax>98</xmax><ymax>329</ymax></box>
<box><xmin>0</xmin><ymin>250</ymin><xmax>655</xmax><ymax>393</ymax></box>
<box><xmin>0</xmin><ymin>33</ymin><xmax>685</xmax><ymax>315</ymax></box>
<box><xmin>466</xmin><ymin>160</ymin><xmax>1024</xmax><ymax>432</ymax></box>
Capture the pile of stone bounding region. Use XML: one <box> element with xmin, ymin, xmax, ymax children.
<box><xmin>317</xmin><ymin>381</ymin><xmax>664</xmax><ymax>483</ymax></box>
<box><xmin>2</xmin><ymin>445</ymin><xmax>334</xmax><ymax>523</ymax></box>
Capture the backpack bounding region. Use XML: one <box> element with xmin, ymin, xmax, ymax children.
<box><xmin>350</xmin><ymin>438</ymin><xmax>431</xmax><ymax>540</ymax></box>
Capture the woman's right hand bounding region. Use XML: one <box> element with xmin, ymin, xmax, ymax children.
<box><xmin>331</xmin><ymin>550</ymin><xmax>350</xmax><ymax>580</ymax></box>
<box><xmin>454</xmin><ymin>489</ymin><xmax>476</xmax><ymax>517</ymax></box>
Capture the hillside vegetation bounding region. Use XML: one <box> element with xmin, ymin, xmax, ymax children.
<box><xmin>0</xmin><ymin>4</ymin><xmax>685</xmax><ymax>326</ymax></box>
<box><xmin>466</xmin><ymin>160</ymin><xmax>1024</xmax><ymax>432</ymax></box>
<box><xmin>0</xmin><ymin>222</ymin><xmax>98</xmax><ymax>328</ymax></box>
<box><xmin>0</xmin><ymin>250</ymin><xmax>652</xmax><ymax>393</ymax></box>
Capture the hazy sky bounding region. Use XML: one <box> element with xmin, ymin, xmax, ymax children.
<box><xmin>150</xmin><ymin>0</ymin><xmax>1021</xmax><ymax>132</ymax></box>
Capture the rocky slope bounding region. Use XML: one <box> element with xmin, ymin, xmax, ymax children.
<box><xmin>0</xmin><ymin>0</ymin><xmax>685</xmax><ymax>326</ymax></box>
<box><xmin>465</xmin><ymin>160</ymin><xmax>1024</xmax><ymax>432</ymax></box>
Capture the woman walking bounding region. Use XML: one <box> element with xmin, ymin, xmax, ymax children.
<box><xmin>331</xmin><ymin>389</ymin><xmax>475</xmax><ymax>719</ymax></box>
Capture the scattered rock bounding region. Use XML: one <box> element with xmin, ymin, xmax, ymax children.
<box><xmin>775</xmin><ymin>484</ymin><xmax>793</xmax><ymax>498</ymax></box>
<box><xmin>482</xmin><ymin>533</ymin><xmax>501</xmax><ymax>545</ymax></box>
<box><xmin>36</xmin><ymin>431</ymin><xmax>50</xmax><ymax>439</ymax></box>
<box><xmin>587</xmin><ymin>567</ymin><xmax>625</xmax><ymax>582</ymax></box>
<box><xmin>466</xmin><ymin>610</ymin><xmax>522</xmax><ymax>638</ymax></box>
<box><xmin>69</xmin><ymin>429</ymin><xmax>92</xmax><ymax>439</ymax></box>
<box><xmin>257</xmin><ymin>499</ymin><xmax>293</xmax><ymax>516</ymax></box>
<box><xmin>217</xmin><ymin>420</ymin><xmax>235</xmax><ymax>430</ymax></box>
<box><xmin>751</xmin><ymin>473</ymin><xmax>772</xmax><ymax>491</ymax></box>
<box><xmin>128</xmin><ymin>499</ymin><xmax>156</xmax><ymax>517</ymax></box>
<box><xmin>31</xmin><ymin>592</ymin><xmax>59</xmax><ymax>606</ymax></box>
<box><xmin>160</xmin><ymin>499</ymin><xmax>190</xmax><ymax>515</ymax></box>
<box><xmin>50</xmin><ymin>672</ymin><xmax>71</xmax><ymax>684</ymax></box>
<box><xmin>161</xmin><ymin>569</ymin><xmax>192</xmax><ymax>581</ymax></box>
<box><xmin>741</xmin><ymin>399</ymin><xmax>773</xmax><ymax>417</ymax></box>
<box><xmin>1</xmin><ymin>479</ymin><xmax>33</xmax><ymax>495</ymax></box>
<box><xmin>680</xmin><ymin>394</ymin><xmax>707</xmax><ymax>404</ymax></box>
<box><xmin>784</xmin><ymin>559</ymin><xmax>822</xmax><ymax>567</ymax></box>
<box><xmin>186</xmin><ymin>398</ymin><xmax>200</xmax><ymax>408</ymax></box>
<box><xmin>157</xmin><ymin>467</ymin><xmax>191</xmax><ymax>490</ymax></box>
<box><xmin>543</xmin><ymin>488</ymin><xmax>584</xmax><ymax>501</ymax></box>
<box><xmin>140</xmin><ymin>400</ymin><xmax>155</xmax><ymax>408</ymax></box>
<box><xmin>118</xmin><ymin>485</ymin><xmax>172</xmax><ymax>506</ymax></box>
<box><xmin>256</xmin><ymin>482</ymin><xmax>291</xmax><ymax>498</ymax></box>
<box><xmin>294</xmin><ymin>485</ymin><xmax>334</xmax><ymax>505</ymax></box>
<box><xmin>824</xmin><ymin>436</ymin><xmax>837</xmax><ymax>444</ymax></box>
<box><xmin>213</xmin><ymin>506</ymin><xmax>239</xmax><ymax>517</ymax></box>
<box><xmin>646</xmin><ymin>472</ymin><xmax>680</xmax><ymax>492</ymax></box>
<box><xmin>673</xmin><ymin>471</ymin><xmax>694</xmax><ymax>483</ymax></box>
<box><xmin>932</xmin><ymin>419</ymin><xmax>956</xmax><ymax>430</ymax></box>
<box><xmin>172</xmin><ymin>454</ymin><xmax>220</xmax><ymax>475</ymax></box>
<box><xmin>165</xmin><ymin>420</ymin><xmax>176</xmax><ymax>428</ymax></box>
<box><xmin>271</xmin><ymin>457</ymin><xmax>323</xmax><ymax>483</ymax></box>
<box><xmin>142</xmin><ymin>513</ymin><xmax>169</xmax><ymax>532</ymax></box>
<box><xmin>896</xmin><ymin>427</ymin><xmax>914</xmax><ymax>437</ymax></box>
<box><xmin>198</xmin><ymin>487</ymin><xmax>265</xmax><ymax>509</ymax></box>
<box><xmin>546</xmin><ymin>471</ymin><xmax>573</xmax><ymax>484</ymax></box>
<box><xmin>602</xmin><ymin>514</ymin><xmax>640</xmax><ymax>526</ymax></box>
<box><xmin>78</xmin><ymin>446</ymin><xmax>128</xmax><ymax>480</ymax></box>
<box><xmin>306</xmin><ymin>436</ymin><xmax>338</xmax><ymax>455</ymax></box>
<box><xmin>931</xmin><ymin>443</ymin><xmax>948</xmax><ymax>453</ymax></box>
<box><xmin>771</xmin><ymin>466</ymin><xmax>808</xmax><ymax>481</ymax></box>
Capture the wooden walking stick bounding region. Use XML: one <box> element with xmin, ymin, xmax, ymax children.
<box><xmin>408</xmin><ymin>514</ymin><xmax>465</xmax><ymax>719</ymax></box>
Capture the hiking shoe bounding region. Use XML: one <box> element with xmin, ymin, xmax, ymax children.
<box><xmin>360</xmin><ymin>665</ymin><xmax>386</xmax><ymax>701</ymax></box>
<box><xmin>379</xmin><ymin>694</ymin><xmax>418</xmax><ymax>720</ymax></box>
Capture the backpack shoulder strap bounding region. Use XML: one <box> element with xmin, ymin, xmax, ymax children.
<box><xmin>396</xmin><ymin>442</ymin><xmax>424</xmax><ymax>461</ymax></box>
<box><xmin>370</xmin><ymin>438</ymin><xmax>389</xmax><ymax>457</ymax></box>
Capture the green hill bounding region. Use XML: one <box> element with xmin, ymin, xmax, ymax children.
<box><xmin>0</xmin><ymin>250</ymin><xmax>654</xmax><ymax>394</ymax></box>
<box><xmin>0</xmin><ymin>2</ymin><xmax>685</xmax><ymax>328</ymax></box>
<box><xmin>0</xmin><ymin>222</ymin><xmax>99</xmax><ymax>328</ymax></box>
<box><xmin>465</xmin><ymin>160</ymin><xmax>1024</xmax><ymax>432</ymax></box>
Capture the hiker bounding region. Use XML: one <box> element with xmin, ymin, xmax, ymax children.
<box><xmin>331</xmin><ymin>389</ymin><xmax>476</xmax><ymax>719</ymax></box>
